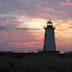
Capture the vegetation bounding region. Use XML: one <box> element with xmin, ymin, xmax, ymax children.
<box><xmin>0</xmin><ymin>52</ymin><xmax>72</xmax><ymax>72</ymax></box>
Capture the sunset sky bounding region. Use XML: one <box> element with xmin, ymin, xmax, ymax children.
<box><xmin>0</xmin><ymin>0</ymin><xmax>72</xmax><ymax>52</ymax></box>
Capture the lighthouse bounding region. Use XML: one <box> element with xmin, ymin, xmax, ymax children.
<box><xmin>44</xmin><ymin>20</ymin><xmax>56</xmax><ymax>52</ymax></box>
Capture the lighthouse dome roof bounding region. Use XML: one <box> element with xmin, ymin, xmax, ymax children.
<box><xmin>47</xmin><ymin>20</ymin><xmax>53</xmax><ymax>27</ymax></box>
<box><xmin>47</xmin><ymin>20</ymin><xmax>53</xmax><ymax>24</ymax></box>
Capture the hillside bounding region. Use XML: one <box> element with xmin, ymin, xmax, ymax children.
<box><xmin>0</xmin><ymin>52</ymin><xmax>72</xmax><ymax>72</ymax></box>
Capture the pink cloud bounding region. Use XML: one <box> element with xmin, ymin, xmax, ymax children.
<box><xmin>0</xmin><ymin>30</ymin><xmax>43</xmax><ymax>52</ymax></box>
<box><xmin>60</xmin><ymin>2</ymin><xmax>72</xmax><ymax>6</ymax></box>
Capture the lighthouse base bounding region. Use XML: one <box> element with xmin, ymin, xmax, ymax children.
<box><xmin>38</xmin><ymin>51</ymin><xmax>60</xmax><ymax>54</ymax></box>
<box><xmin>43</xmin><ymin>51</ymin><xmax>59</xmax><ymax>54</ymax></box>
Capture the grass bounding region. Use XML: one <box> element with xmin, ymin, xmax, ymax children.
<box><xmin>0</xmin><ymin>52</ymin><xmax>72</xmax><ymax>72</ymax></box>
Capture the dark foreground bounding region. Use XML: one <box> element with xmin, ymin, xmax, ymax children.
<box><xmin>0</xmin><ymin>52</ymin><xmax>72</xmax><ymax>72</ymax></box>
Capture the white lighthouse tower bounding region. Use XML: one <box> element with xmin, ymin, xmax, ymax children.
<box><xmin>44</xmin><ymin>20</ymin><xmax>56</xmax><ymax>52</ymax></box>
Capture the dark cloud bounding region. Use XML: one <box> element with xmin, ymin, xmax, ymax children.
<box><xmin>0</xmin><ymin>25</ymin><xmax>9</xmax><ymax>30</ymax></box>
